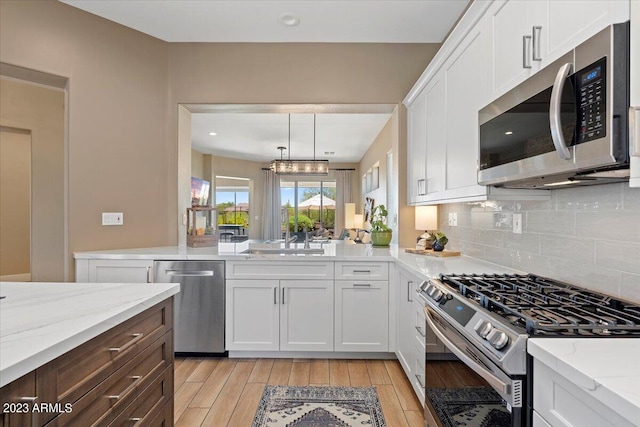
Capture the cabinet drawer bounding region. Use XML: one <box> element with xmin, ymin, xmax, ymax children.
<box><xmin>45</xmin><ymin>332</ymin><xmax>173</xmax><ymax>427</ymax></box>
<box><xmin>37</xmin><ymin>299</ymin><xmax>172</xmax><ymax>425</ymax></box>
<box><xmin>0</xmin><ymin>371</ymin><xmax>37</xmax><ymax>427</ymax></box>
<box><xmin>108</xmin><ymin>366</ymin><xmax>173</xmax><ymax>427</ymax></box>
<box><xmin>226</xmin><ymin>261</ymin><xmax>333</xmax><ymax>280</ymax></box>
<box><xmin>335</xmin><ymin>262</ymin><xmax>388</xmax><ymax>280</ymax></box>
<box><xmin>146</xmin><ymin>399</ymin><xmax>173</xmax><ymax>427</ymax></box>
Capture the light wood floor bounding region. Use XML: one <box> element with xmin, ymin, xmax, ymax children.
<box><xmin>174</xmin><ymin>357</ymin><xmax>423</xmax><ymax>427</ymax></box>
<box><xmin>173</xmin><ymin>358</ymin><xmax>485</xmax><ymax>427</ymax></box>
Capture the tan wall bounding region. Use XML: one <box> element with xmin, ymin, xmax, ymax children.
<box><xmin>1</xmin><ymin>0</ymin><xmax>439</xmax><ymax>278</ymax></box>
<box><xmin>0</xmin><ymin>128</ymin><xmax>31</xmax><ymax>277</ymax></box>
<box><xmin>169</xmin><ymin>43</ymin><xmax>440</xmax><ymax>240</ymax></box>
<box><xmin>0</xmin><ymin>78</ymin><xmax>64</xmax><ymax>281</ymax></box>
<box><xmin>190</xmin><ymin>149</ymin><xmax>204</xmax><ymax>179</ymax></box>
<box><xmin>0</xmin><ymin>0</ymin><xmax>170</xmax><ymax>279</ymax></box>
<box><xmin>359</xmin><ymin>116</ymin><xmax>392</xmax><ymax>219</ymax></box>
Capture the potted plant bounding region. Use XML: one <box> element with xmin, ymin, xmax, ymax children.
<box><xmin>370</xmin><ymin>204</ymin><xmax>392</xmax><ymax>247</ymax></box>
<box><xmin>432</xmin><ymin>232</ymin><xmax>448</xmax><ymax>251</ymax></box>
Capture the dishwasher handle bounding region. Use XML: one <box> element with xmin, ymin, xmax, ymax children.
<box><xmin>164</xmin><ymin>270</ymin><xmax>215</xmax><ymax>277</ymax></box>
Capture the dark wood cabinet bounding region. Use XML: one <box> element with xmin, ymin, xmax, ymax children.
<box><xmin>0</xmin><ymin>371</ymin><xmax>37</xmax><ymax>427</ymax></box>
<box><xmin>0</xmin><ymin>298</ymin><xmax>174</xmax><ymax>427</ymax></box>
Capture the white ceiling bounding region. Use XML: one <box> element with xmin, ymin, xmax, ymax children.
<box><xmin>58</xmin><ymin>0</ymin><xmax>469</xmax><ymax>43</ymax></box>
<box><xmin>191</xmin><ymin>113</ymin><xmax>392</xmax><ymax>163</ymax></box>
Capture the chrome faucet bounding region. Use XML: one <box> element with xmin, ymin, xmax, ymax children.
<box><xmin>282</xmin><ymin>208</ymin><xmax>297</xmax><ymax>248</ymax></box>
<box><xmin>303</xmin><ymin>227</ymin><xmax>310</xmax><ymax>249</ymax></box>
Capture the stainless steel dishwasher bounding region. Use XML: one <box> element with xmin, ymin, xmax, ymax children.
<box><xmin>154</xmin><ymin>260</ymin><xmax>225</xmax><ymax>355</ymax></box>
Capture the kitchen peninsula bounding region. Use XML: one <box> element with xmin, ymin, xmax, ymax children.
<box><xmin>0</xmin><ymin>282</ymin><xmax>179</xmax><ymax>426</ymax></box>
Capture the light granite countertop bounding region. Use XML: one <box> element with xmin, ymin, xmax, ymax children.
<box><xmin>0</xmin><ymin>282</ymin><xmax>180</xmax><ymax>387</ymax></box>
<box><xmin>528</xmin><ymin>338</ymin><xmax>640</xmax><ymax>426</ymax></box>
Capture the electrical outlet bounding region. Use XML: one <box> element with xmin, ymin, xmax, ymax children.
<box><xmin>513</xmin><ymin>213</ymin><xmax>522</xmax><ymax>234</ymax></box>
<box><xmin>448</xmin><ymin>212</ymin><xmax>458</xmax><ymax>226</ymax></box>
<box><xmin>102</xmin><ymin>212</ymin><xmax>123</xmax><ymax>226</ymax></box>
<box><xmin>182</xmin><ymin>214</ymin><xmax>188</xmax><ymax>225</ymax></box>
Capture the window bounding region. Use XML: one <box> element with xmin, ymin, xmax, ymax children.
<box><xmin>215</xmin><ymin>177</ymin><xmax>250</xmax><ymax>236</ymax></box>
<box><xmin>280</xmin><ymin>180</ymin><xmax>336</xmax><ymax>237</ymax></box>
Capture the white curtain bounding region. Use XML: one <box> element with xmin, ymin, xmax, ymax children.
<box><xmin>334</xmin><ymin>170</ymin><xmax>353</xmax><ymax>233</ymax></box>
<box><xmin>261</xmin><ymin>170</ymin><xmax>281</xmax><ymax>240</ymax></box>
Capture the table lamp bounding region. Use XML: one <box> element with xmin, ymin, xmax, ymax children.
<box><xmin>353</xmin><ymin>213</ymin><xmax>364</xmax><ymax>243</ymax></box>
<box><xmin>415</xmin><ymin>206</ymin><xmax>438</xmax><ymax>249</ymax></box>
<box><xmin>345</xmin><ymin>203</ymin><xmax>355</xmax><ymax>229</ymax></box>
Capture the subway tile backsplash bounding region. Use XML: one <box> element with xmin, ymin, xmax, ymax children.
<box><xmin>438</xmin><ymin>183</ymin><xmax>640</xmax><ymax>303</ymax></box>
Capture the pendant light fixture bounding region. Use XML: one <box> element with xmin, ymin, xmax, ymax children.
<box><xmin>270</xmin><ymin>114</ymin><xmax>329</xmax><ymax>175</ymax></box>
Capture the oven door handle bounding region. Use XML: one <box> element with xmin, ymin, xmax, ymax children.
<box><xmin>425</xmin><ymin>307</ymin><xmax>510</xmax><ymax>396</ymax></box>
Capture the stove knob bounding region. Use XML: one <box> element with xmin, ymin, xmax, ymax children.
<box><xmin>474</xmin><ymin>320</ymin><xmax>493</xmax><ymax>339</ymax></box>
<box><xmin>486</xmin><ymin>329</ymin><xmax>509</xmax><ymax>350</ymax></box>
<box><xmin>431</xmin><ymin>288</ymin><xmax>444</xmax><ymax>302</ymax></box>
<box><xmin>424</xmin><ymin>283</ymin><xmax>435</xmax><ymax>295</ymax></box>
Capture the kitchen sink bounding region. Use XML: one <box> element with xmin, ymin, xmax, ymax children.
<box><xmin>241</xmin><ymin>247</ymin><xmax>325</xmax><ymax>255</ymax></box>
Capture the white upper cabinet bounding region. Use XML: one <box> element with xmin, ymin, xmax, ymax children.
<box><xmin>407</xmin><ymin>76</ymin><xmax>446</xmax><ymax>204</ymax></box>
<box><xmin>404</xmin><ymin>0</ymin><xmax>633</xmax><ymax>204</ymax></box>
<box><xmin>488</xmin><ymin>0</ymin><xmax>543</xmax><ymax>97</ymax></box>
<box><xmin>443</xmin><ymin>23</ymin><xmax>488</xmax><ymax>200</ymax></box>
<box><xmin>407</xmin><ymin>91</ymin><xmax>427</xmax><ymax>204</ymax></box>
<box><xmin>489</xmin><ymin>0</ymin><xmax>629</xmax><ymax>100</ymax></box>
<box><xmin>423</xmin><ymin>76</ymin><xmax>446</xmax><ymax>200</ymax></box>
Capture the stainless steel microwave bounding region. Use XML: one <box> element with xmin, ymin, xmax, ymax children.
<box><xmin>478</xmin><ymin>22</ymin><xmax>630</xmax><ymax>189</ymax></box>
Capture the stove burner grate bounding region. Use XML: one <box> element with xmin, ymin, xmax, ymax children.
<box><xmin>439</xmin><ymin>273</ymin><xmax>640</xmax><ymax>336</ymax></box>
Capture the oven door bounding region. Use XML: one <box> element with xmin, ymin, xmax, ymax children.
<box><xmin>425</xmin><ymin>306</ymin><xmax>526</xmax><ymax>426</ymax></box>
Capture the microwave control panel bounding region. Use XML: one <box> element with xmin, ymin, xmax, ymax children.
<box><xmin>576</xmin><ymin>57</ymin><xmax>607</xmax><ymax>144</ymax></box>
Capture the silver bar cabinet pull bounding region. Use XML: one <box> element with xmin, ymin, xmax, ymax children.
<box><xmin>532</xmin><ymin>26</ymin><xmax>542</xmax><ymax>61</ymax></box>
<box><xmin>109</xmin><ymin>333</ymin><xmax>144</xmax><ymax>353</ymax></box>
<box><xmin>407</xmin><ymin>281</ymin><xmax>413</xmax><ymax>302</ymax></box>
<box><xmin>522</xmin><ymin>35</ymin><xmax>532</xmax><ymax>69</ymax></box>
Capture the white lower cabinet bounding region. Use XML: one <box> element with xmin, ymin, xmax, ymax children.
<box><xmin>226</xmin><ymin>279</ymin><xmax>334</xmax><ymax>352</ymax></box>
<box><xmin>225</xmin><ymin>279</ymin><xmax>280</xmax><ymax>351</ymax></box>
<box><xmin>280</xmin><ymin>280</ymin><xmax>334</xmax><ymax>351</ymax></box>
<box><xmin>533</xmin><ymin>358</ymin><xmax>635</xmax><ymax>427</ymax></box>
<box><xmin>397</xmin><ymin>270</ymin><xmax>418</xmax><ymax>377</ymax></box>
<box><xmin>335</xmin><ymin>280</ymin><xmax>389</xmax><ymax>352</ymax></box>
<box><xmin>76</xmin><ymin>259</ymin><xmax>153</xmax><ymax>283</ymax></box>
<box><xmin>533</xmin><ymin>411</ymin><xmax>553</xmax><ymax>427</ymax></box>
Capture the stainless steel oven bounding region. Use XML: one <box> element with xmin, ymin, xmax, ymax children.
<box><xmin>419</xmin><ymin>273</ymin><xmax>640</xmax><ymax>427</ymax></box>
<box><xmin>478</xmin><ymin>22</ymin><xmax>630</xmax><ymax>189</ymax></box>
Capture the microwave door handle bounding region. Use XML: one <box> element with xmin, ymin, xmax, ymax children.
<box><xmin>549</xmin><ymin>63</ymin><xmax>573</xmax><ymax>160</ymax></box>
<box><xmin>425</xmin><ymin>307</ymin><xmax>510</xmax><ymax>395</ymax></box>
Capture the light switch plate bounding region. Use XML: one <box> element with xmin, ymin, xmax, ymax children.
<box><xmin>513</xmin><ymin>213</ymin><xmax>522</xmax><ymax>234</ymax></box>
<box><xmin>102</xmin><ymin>212</ymin><xmax>123</xmax><ymax>226</ymax></box>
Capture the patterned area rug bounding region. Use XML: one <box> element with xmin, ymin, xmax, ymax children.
<box><xmin>252</xmin><ymin>385</ymin><xmax>386</xmax><ymax>427</ymax></box>
<box><xmin>426</xmin><ymin>387</ymin><xmax>511</xmax><ymax>427</ymax></box>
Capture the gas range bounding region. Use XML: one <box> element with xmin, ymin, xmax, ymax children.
<box><xmin>420</xmin><ymin>273</ymin><xmax>640</xmax><ymax>368</ymax></box>
<box><xmin>418</xmin><ymin>272</ymin><xmax>640</xmax><ymax>425</ymax></box>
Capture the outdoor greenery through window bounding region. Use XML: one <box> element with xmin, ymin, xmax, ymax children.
<box><xmin>281</xmin><ymin>180</ymin><xmax>336</xmax><ymax>238</ymax></box>
<box><xmin>215</xmin><ymin>177</ymin><xmax>250</xmax><ymax>236</ymax></box>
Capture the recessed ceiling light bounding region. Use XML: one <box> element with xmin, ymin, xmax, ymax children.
<box><xmin>208</xmin><ymin>132</ymin><xmax>217</xmax><ymax>136</ymax></box>
<box><xmin>279</xmin><ymin>12</ymin><xmax>300</xmax><ymax>27</ymax></box>
<box><xmin>505</xmin><ymin>131</ymin><xmax>513</xmax><ymax>135</ymax></box>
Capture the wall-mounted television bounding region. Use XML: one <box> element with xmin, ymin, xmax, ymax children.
<box><xmin>191</xmin><ymin>177</ymin><xmax>210</xmax><ymax>206</ymax></box>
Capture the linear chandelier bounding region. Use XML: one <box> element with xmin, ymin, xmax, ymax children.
<box><xmin>270</xmin><ymin>114</ymin><xmax>329</xmax><ymax>176</ymax></box>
